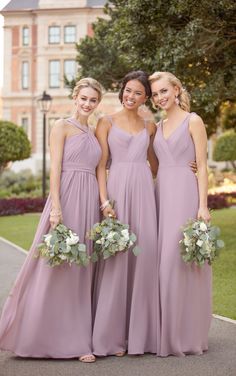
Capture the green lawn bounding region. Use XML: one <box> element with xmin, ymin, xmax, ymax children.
<box><xmin>0</xmin><ymin>213</ymin><xmax>40</xmax><ymax>250</ymax></box>
<box><xmin>211</xmin><ymin>208</ymin><xmax>236</xmax><ymax>320</ymax></box>
<box><xmin>0</xmin><ymin>209</ymin><xmax>235</xmax><ymax>319</ymax></box>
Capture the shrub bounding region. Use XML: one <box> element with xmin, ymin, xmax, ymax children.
<box><xmin>0</xmin><ymin>198</ymin><xmax>46</xmax><ymax>216</ymax></box>
<box><xmin>213</xmin><ymin>131</ymin><xmax>236</xmax><ymax>170</ymax></box>
<box><xmin>0</xmin><ymin>120</ymin><xmax>31</xmax><ymax>172</ymax></box>
<box><xmin>0</xmin><ymin>169</ymin><xmax>49</xmax><ymax>198</ymax></box>
<box><xmin>208</xmin><ymin>194</ymin><xmax>230</xmax><ymax>210</ymax></box>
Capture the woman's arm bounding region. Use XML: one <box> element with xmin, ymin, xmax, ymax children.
<box><xmin>189</xmin><ymin>114</ymin><xmax>211</xmax><ymax>222</ymax></box>
<box><xmin>49</xmin><ymin>119</ymin><xmax>66</xmax><ymax>228</ymax></box>
<box><xmin>95</xmin><ymin>117</ymin><xmax>115</xmax><ymax>218</ymax></box>
<box><xmin>147</xmin><ymin>122</ymin><xmax>159</xmax><ymax>177</ymax></box>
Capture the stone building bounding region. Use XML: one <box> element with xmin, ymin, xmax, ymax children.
<box><xmin>1</xmin><ymin>0</ymin><xmax>121</xmax><ymax>172</ymax></box>
<box><xmin>1</xmin><ymin>0</ymin><xmax>225</xmax><ymax>173</ymax></box>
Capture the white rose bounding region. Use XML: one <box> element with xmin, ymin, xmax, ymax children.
<box><xmin>44</xmin><ymin>234</ymin><xmax>52</xmax><ymax>247</ymax></box>
<box><xmin>184</xmin><ymin>235</ymin><xmax>191</xmax><ymax>246</ymax></box>
<box><xmin>59</xmin><ymin>254</ymin><xmax>67</xmax><ymax>260</ymax></box>
<box><xmin>118</xmin><ymin>242</ymin><xmax>126</xmax><ymax>251</ymax></box>
<box><xmin>66</xmin><ymin>234</ymin><xmax>79</xmax><ymax>246</ymax></box>
<box><xmin>196</xmin><ymin>239</ymin><xmax>203</xmax><ymax>247</ymax></box>
<box><xmin>199</xmin><ymin>222</ymin><xmax>207</xmax><ymax>232</ymax></box>
<box><xmin>107</xmin><ymin>231</ymin><xmax>116</xmax><ymax>240</ymax></box>
<box><xmin>121</xmin><ymin>229</ymin><xmax>129</xmax><ymax>241</ymax></box>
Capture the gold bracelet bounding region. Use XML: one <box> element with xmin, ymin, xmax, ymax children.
<box><xmin>100</xmin><ymin>200</ymin><xmax>111</xmax><ymax>211</ymax></box>
<box><xmin>50</xmin><ymin>210</ymin><xmax>62</xmax><ymax>217</ymax></box>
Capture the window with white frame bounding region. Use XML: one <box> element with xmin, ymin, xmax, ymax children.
<box><xmin>21</xmin><ymin>117</ymin><xmax>29</xmax><ymax>135</ymax></box>
<box><xmin>22</xmin><ymin>61</ymin><xmax>29</xmax><ymax>89</ymax></box>
<box><xmin>64</xmin><ymin>25</ymin><xmax>76</xmax><ymax>43</ymax></box>
<box><xmin>64</xmin><ymin>60</ymin><xmax>76</xmax><ymax>84</ymax></box>
<box><xmin>49</xmin><ymin>60</ymin><xmax>60</xmax><ymax>88</ymax></box>
<box><xmin>22</xmin><ymin>26</ymin><xmax>29</xmax><ymax>46</ymax></box>
<box><xmin>48</xmin><ymin>26</ymin><xmax>60</xmax><ymax>44</ymax></box>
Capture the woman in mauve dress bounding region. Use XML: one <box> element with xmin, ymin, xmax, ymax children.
<box><xmin>0</xmin><ymin>78</ymin><xmax>102</xmax><ymax>363</ymax></box>
<box><xmin>149</xmin><ymin>71</ymin><xmax>212</xmax><ymax>357</ymax></box>
<box><xmin>92</xmin><ymin>71</ymin><xmax>160</xmax><ymax>356</ymax></box>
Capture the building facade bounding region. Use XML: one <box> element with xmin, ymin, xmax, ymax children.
<box><xmin>1</xmin><ymin>0</ymin><xmax>226</xmax><ymax>172</ymax></box>
<box><xmin>1</xmin><ymin>0</ymin><xmax>121</xmax><ymax>173</ymax></box>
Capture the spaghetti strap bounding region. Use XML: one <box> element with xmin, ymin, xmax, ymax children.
<box><xmin>106</xmin><ymin>115</ymin><xmax>114</xmax><ymax>126</ymax></box>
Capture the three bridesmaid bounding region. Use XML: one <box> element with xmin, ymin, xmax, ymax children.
<box><xmin>0</xmin><ymin>71</ymin><xmax>211</xmax><ymax>360</ymax></box>
<box><xmin>0</xmin><ymin>78</ymin><xmax>102</xmax><ymax>362</ymax></box>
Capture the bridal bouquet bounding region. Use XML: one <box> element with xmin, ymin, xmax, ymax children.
<box><xmin>179</xmin><ymin>219</ymin><xmax>224</xmax><ymax>267</ymax></box>
<box><xmin>37</xmin><ymin>224</ymin><xmax>89</xmax><ymax>267</ymax></box>
<box><xmin>87</xmin><ymin>217</ymin><xmax>141</xmax><ymax>262</ymax></box>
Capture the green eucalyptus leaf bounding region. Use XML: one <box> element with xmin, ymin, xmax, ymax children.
<box><xmin>132</xmin><ymin>246</ymin><xmax>142</xmax><ymax>256</ymax></box>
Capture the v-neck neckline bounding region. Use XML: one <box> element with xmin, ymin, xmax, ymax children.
<box><xmin>161</xmin><ymin>113</ymin><xmax>190</xmax><ymax>141</ymax></box>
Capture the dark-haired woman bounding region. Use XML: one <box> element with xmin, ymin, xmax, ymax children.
<box><xmin>92</xmin><ymin>71</ymin><xmax>160</xmax><ymax>356</ymax></box>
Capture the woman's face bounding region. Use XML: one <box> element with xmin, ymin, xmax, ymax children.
<box><xmin>122</xmin><ymin>79</ymin><xmax>147</xmax><ymax>110</ymax></box>
<box><xmin>151</xmin><ymin>77</ymin><xmax>179</xmax><ymax>111</ymax></box>
<box><xmin>75</xmin><ymin>87</ymin><xmax>99</xmax><ymax>117</ymax></box>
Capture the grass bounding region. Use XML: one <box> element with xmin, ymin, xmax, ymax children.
<box><xmin>211</xmin><ymin>208</ymin><xmax>236</xmax><ymax>320</ymax></box>
<box><xmin>0</xmin><ymin>209</ymin><xmax>235</xmax><ymax>319</ymax></box>
<box><xmin>0</xmin><ymin>213</ymin><xmax>40</xmax><ymax>250</ymax></box>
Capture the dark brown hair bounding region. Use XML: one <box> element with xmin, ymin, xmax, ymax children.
<box><xmin>118</xmin><ymin>71</ymin><xmax>152</xmax><ymax>103</ymax></box>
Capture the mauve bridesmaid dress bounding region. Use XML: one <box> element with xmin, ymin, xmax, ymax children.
<box><xmin>0</xmin><ymin>118</ymin><xmax>101</xmax><ymax>358</ymax></box>
<box><xmin>92</xmin><ymin>117</ymin><xmax>160</xmax><ymax>356</ymax></box>
<box><xmin>153</xmin><ymin>113</ymin><xmax>212</xmax><ymax>357</ymax></box>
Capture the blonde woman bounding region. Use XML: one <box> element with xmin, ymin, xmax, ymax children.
<box><xmin>0</xmin><ymin>78</ymin><xmax>102</xmax><ymax>362</ymax></box>
<box><xmin>149</xmin><ymin>71</ymin><xmax>211</xmax><ymax>357</ymax></box>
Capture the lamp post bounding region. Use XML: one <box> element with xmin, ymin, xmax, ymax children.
<box><xmin>37</xmin><ymin>91</ymin><xmax>52</xmax><ymax>199</ymax></box>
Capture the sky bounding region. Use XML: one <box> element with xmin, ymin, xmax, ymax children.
<box><xmin>0</xmin><ymin>0</ymin><xmax>10</xmax><ymax>88</ymax></box>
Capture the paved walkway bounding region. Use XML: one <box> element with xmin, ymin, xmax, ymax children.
<box><xmin>0</xmin><ymin>237</ymin><xmax>235</xmax><ymax>376</ymax></box>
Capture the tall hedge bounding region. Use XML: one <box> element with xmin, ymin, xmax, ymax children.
<box><xmin>0</xmin><ymin>120</ymin><xmax>31</xmax><ymax>172</ymax></box>
<box><xmin>213</xmin><ymin>130</ymin><xmax>236</xmax><ymax>170</ymax></box>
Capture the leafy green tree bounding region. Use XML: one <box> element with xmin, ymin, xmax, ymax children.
<box><xmin>75</xmin><ymin>0</ymin><xmax>236</xmax><ymax>135</ymax></box>
<box><xmin>0</xmin><ymin>120</ymin><xmax>31</xmax><ymax>173</ymax></box>
<box><xmin>221</xmin><ymin>102</ymin><xmax>236</xmax><ymax>131</ymax></box>
<box><xmin>213</xmin><ymin>130</ymin><xmax>236</xmax><ymax>169</ymax></box>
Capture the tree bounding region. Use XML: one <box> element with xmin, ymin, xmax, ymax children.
<box><xmin>221</xmin><ymin>102</ymin><xmax>236</xmax><ymax>131</ymax></box>
<box><xmin>75</xmin><ymin>0</ymin><xmax>236</xmax><ymax>135</ymax></box>
<box><xmin>0</xmin><ymin>120</ymin><xmax>31</xmax><ymax>173</ymax></box>
<box><xmin>213</xmin><ymin>130</ymin><xmax>236</xmax><ymax>169</ymax></box>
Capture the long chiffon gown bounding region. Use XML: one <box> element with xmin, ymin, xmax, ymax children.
<box><xmin>153</xmin><ymin>113</ymin><xmax>212</xmax><ymax>357</ymax></box>
<box><xmin>92</xmin><ymin>117</ymin><xmax>160</xmax><ymax>356</ymax></box>
<box><xmin>0</xmin><ymin>118</ymin><xmax>101</xmax><ymax>358</ymax></box>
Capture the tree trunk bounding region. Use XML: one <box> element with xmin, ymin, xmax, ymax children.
<box><xmin>230</xmin><ymin>160</ymin><xmax>236</xmax><ymax>170</ymax></box>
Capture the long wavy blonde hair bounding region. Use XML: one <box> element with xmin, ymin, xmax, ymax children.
<box><xmin>149</xmin><ymin>71</ymin><xmax>190</xmax><ymax>112</ymax></box>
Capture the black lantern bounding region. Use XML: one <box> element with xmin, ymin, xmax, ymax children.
<box><xmin>37</xmin><ymin>91</ymin><xmax>52</xmax><ymax>199</ymax></box>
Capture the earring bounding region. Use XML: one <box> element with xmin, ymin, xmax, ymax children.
<box><xmin>175</xmin><ymin>96</ymin><xmax>180</xmax><ymax>105</ymax></box>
